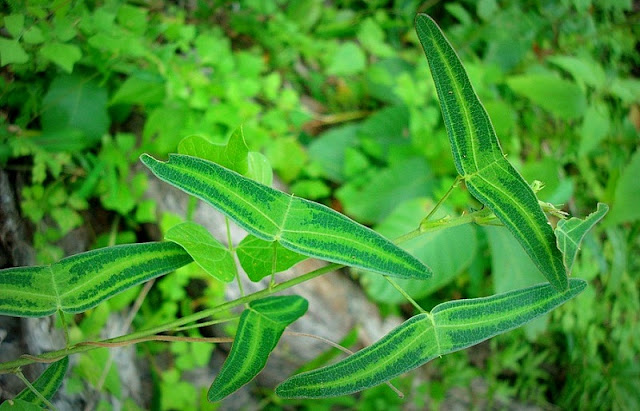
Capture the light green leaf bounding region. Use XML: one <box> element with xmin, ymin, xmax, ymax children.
<box><xmin>4</xmin><ymin>14</ymin><xmax>24</xmax><ymax>38</ymax></box>
<box><xmin>0</xmin><ymin>242</ymin><xmax>192</xmax><ymax>317</ymax></box>
<box><xmin>110</xmin><ymin>72</ymin><xmax>165</xmax><ymax>106</ymax></box>
<box><xmin>361</xmin><ymin>198</ymin><xmax>476</xmax><ymax>304</ymax></box>
<box><xmin>247</xmin><ymin>151</ymin><xmax>273</xmax><ymax>186</ymax></box>
<box><xmin>208</xmin><ymin>295</ymin><xmax>308</xmax><ymax>401</ymax></box>
<box><xmin>39</xmin><ymin>42</ymin><xmax>82</xmax><ymax>73</ymax></box>
<box><xmin>178</xmin><ymin>128</ymin><xmax>249</xmax><ymax>175</ymax></box>
<box><xmin>0</xmin><ymin>39</ymin><xmax>29</xmax><ymax>66</ymax></box>
<box><xmin>546</xmin><ymin>55</ymin><xmax>606</xmax><ymax>89</ymax></box>
<box><xmin>0</xmin><ymin>399</ymin><xmax>41</xmax><ymax>410</ymax></box>
<box><xmin>23</xmin><ymin>26</ymin><xmax>45</xmax><ymax>45</ymax></box>
<box><xmin>555</xmin><ymin>203</ymin><xmax>608</xmax><ymax>273</ymax></box>
<box><xmin>276</xmin><ymin>279</ymin><xmax>586</xmax><ymax>398</ymax></box>
<box><xmin>165</xmin><ymin>222</ymin><xmax>236</xmax><ymax>283</ymax></box>
<box><xmin>236</xmin><ymin>235</ymin><xmax>307</xmax><ymax>282</ymax></box>
<box><xmin>141</xmin><ymin>154</ymin><xmax>431</xmax><ymax>280</ymax></box>
<box><xmin>15</xmin><ymin>357</ymin><xmax>69</xmax><ymax>406</ymax></box>
<box><xmin>415</xmin><ymin>14</ymin><xmax>567</xmax><ymax>291</ymax></box>
<box><xmin>327</xmin><ymin>42</ymin><xmax>366</xmax><ymax>76</ymax></box>
<box><xmin>606</xmin><ymin>150</ymin><xmax>640</xmax><ymax>225</ymax></box>
<box><xmin>506</xmin><ymin>74</ymin><xmax>587</xmax><ymax>119</ymax></box>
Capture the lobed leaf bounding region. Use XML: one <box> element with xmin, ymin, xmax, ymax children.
<box><xmin>415</xmin><ymin>14</ymin><xmax>567</xmax><ymax>290</ymax></box>
<box><xmin>555</xmin><ymin>203</ymin><xmax>608</xmax><ymax>274</ymax></box>
<box><xmin>276</xmin><ymin>279</ymin><xmax>586</xmax><ymax>398</ymax></box>
<box><xmin>140</xmin><ymin>154</ymin><xmax>432</xmax><ymax>280</ymax></box>
<box><xmin>165</xmin><ymin>222</ymin><xmax>236</xmax><ymax>283</ymax></box>
<box><xmin>178</xmin><ymin>129</ymin><xmax>249</xmax><ymax>175</ymax></box>
<box><xmin>208</xmin><ymin>295</ymin><xmax>308</xmax><ymax>401</ymax></box>
<box><xmin>15</xmin><ymin>357</ymin><xmax>69</xmax><ymax>406</ymax></box>
<box><xmin>236</xmin><ymin>235</ymin><xmax>307</xmax><ymax>282</ymax></box>
<box><xmin>0</xmin><ymin>242</ymin><xmax>192</xmax><ymax>317</ymax></box>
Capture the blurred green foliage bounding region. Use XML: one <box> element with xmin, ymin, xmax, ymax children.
<box><xmin>1</xmin><ymin>0</ymin><xmax>638</xmax><ymax>409</ymax></box>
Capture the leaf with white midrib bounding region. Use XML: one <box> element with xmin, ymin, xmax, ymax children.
<box><xmin>0</xmin><ymin>242</ymin><xmax>192</xmax><ymax>318</ymax></box>
<box><xmin>415</xmin><ymin>14</ymin><xmax>567</xmax><ymax>291</ymax></box>
<box><xmin>275</xmin><ymin>279</ymin><xmax>586</xmax><ymax>398</ymax></box>
<box><xmin>555</xmin><ymin>203</ymin><xmax>608</xmax><ymax>273</ymax></box>
<box><xmin>15</xmin><ymin>357</ymin><xmax>69</xmax><ymax>406</ymax></box>
<box><xmin>141</xmin><ymin>153</ymin><xmax>432</xmax><ymax>280</ymax></box>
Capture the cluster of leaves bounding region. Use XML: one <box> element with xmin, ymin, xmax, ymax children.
<box><xmin>1</xmin><ymin>0</ymin><xmax>638</xmax><ymax>409</ymax></box>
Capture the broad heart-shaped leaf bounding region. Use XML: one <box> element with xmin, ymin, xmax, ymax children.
<box><xmin>0</xmin><ymin>242</ymin><xmax>192</xmax><ymax>317</ymax></box>
<box><xmin>276</xmin><ymin>279</ymin><xmax>586</xmax><ymax>398</ymax></box>
<box><xmin>208</xmin><ymin>295</ymin><xmax>308</xmax><ymax>401</ymax></box>
<box><xmin>415</xmin><ymin>14</ymin><xmax>567</xmax><ymax>291</ymax></box>
<box><xmin>140</xmin><ymin>154</ymin><xmax>432</xmax><ymax>280</ymax></box>
<box><xmin>178</xmin><ymin>129</ymin><xmax>249</xmax><ymax>175</ymax></box>
<box><xmin>555</xmin><ymin>203</ymin><xmax>608</xmax><ymax>274</ymax></box>
<box><xmin>236</xmin><ymin>235</ymin><xmax>307</xmax><ymax>282</ymax></box>
<box><xmin>165</xmin><ymin>222</ymin><xmax>236</xmax><ymax>283</ymax></box>
<box><xmin>15</xmin><ymin>357</ymin><xmax>69</xmax><ymax>406</ymax></box>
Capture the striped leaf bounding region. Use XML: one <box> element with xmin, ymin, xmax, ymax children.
<box><xmin>415</xmin><ymin>15</ymin><xmax>567</xmax><ymax>291</ymax></box>
<box><xmin>165</xmin><ymin>221</ymin><xmax>236</xmax><ymax>283</ymax></box>
<box><xmin>0</xmin><ymin>242</ymin><xmax>192</xmax><ymax>317</ymax></box>
<box><xmin>15</xmin><ymin>357</ymin><xmax>69</xmax><ymax>406</ymax></box>
<box><xmin>208</xmin><ymin>295</ymin><xmax>308</xmax><ymax>401</ymax></box>
<box><xmin>236</xmin><ymin>235</ymin><xmax>307</xmax><ymax>282</ymax></box>
<box><xmin>141</xmin><ymin>154</ymin><xmax>432</xmax><ymax>280</ymax></box>
<box><xmin>555</xmin><ymin>203</ymin><xmax>608</xmax><ymax>273</ymax></box>
<box><xmin>276</xmin><ymin>278</ymin><xmax>586</xmax><ymax>398</ymax></box>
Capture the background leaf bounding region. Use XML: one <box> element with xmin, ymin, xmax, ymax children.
<box><xmin>506</xmin><ymin>73</ymin><xmax>587</xmax><ymax>119</ymax></box>
<box><xmin>208</xmin><ymin>295</ymin><xmax>308</xmax><ymax>401</ymax></box>
<box><xmin>605</xmin><ymin>150</ymin><xmax>640</xmax><ymax>225</ymax></box>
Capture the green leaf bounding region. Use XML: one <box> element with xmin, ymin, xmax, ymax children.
<box><xmin>606</xmin><ymin>150</ymin><xmax>640</xmax><ymax>225</ymax></box>
<box><xmin>0</xmin><ymin>242</ymin><xmax>192</xmax><ymax>317</ymax></box>
<box><xmin>236</xmin><ymin>235</ymin><xmax>307</xmax><ymax>282</ymax></box>
<box><xmin>308</xmin><ymin>124</ymin><xmax>359</xmax><ymax>183</ymax></box>
<box><xmin>178</xmin><ymin>129</ymin><xmax>249</xmax><ymax>175</ymax></box>
<box><xmin>4</xmin><ymin>14</ymin><xmax>24</xmax><ymax>38</ymax></box>
<box><xmin>39</xmin><ymin>42</ymin><xmax>82</xmax><ymax>73</ymax></box>
<box><xmin>276</xmin><ymin>279</ymin><xmax>586</xmax><ymax>398</ymax></box>
<box><xmin>165</xmin><ymin>222</ymin><xmax>236</xmax><ymax>283</ymax></box>
<box><xmin>336</xmin><ymin>157</ymin><xmax>434</xmax><ymax>224</ymax></box>
<box><xmin>15</xmin><ymin>357</ymin><xmax>69</xmax><ymax>406</ymax></box>
<box><xmin>0</xmin><ymin>39</ymin><xmax>29</xmax><ymax>66</ymax></box>
<box><xmin>361</xmin><ymin>198</ymin><xmax>476</xmax><ymax>304</ymax></box>
<box><xmin>506</xmin><ymin>74</ymin><xmax>587</xmax><ymax>119</ymax></box>
<box><xmin>41</xmin><ymin>74</ymin><xmax>109</xmax><ymax>145</ymax></box>
<box><xmin>247</xmin><ymin>151</ymin><xmax>273</xmax><ymax>186</ymax></box>
<box><xmin>110</xmin><ymin>72</ymin><xmax>165</xmax><ymax>106</ymax></box>
<box><xmin>327</xmin><ymin>42</ymin><xmax>366</xmax><ymax>76</ymax></box>
<box><xmin>208</xmin><ymin>295</ymin><xmax>308</xmax><ymax>401</ymax></box>
<box><xmin>141</xmin><ymin>154</ymin><xmax>431</xmax><ymax>280</ymax></box>
<box><xmin>0</xmin><ymin>399</ymin><xmax>41</xmax><ymax>410</ymax></box>
<box><xmin>415</xmin><ymin>14</ymin><xmax>567</xmax><ymax>291</ymax></box>
<box><xmin>555</xmin><ymin>203</ymin><xmax>608</xmax><ymax>273</ymax></box>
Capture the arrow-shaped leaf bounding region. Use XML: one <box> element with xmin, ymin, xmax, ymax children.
<box><xmin>0</xmin><ymin>242</ymin><xmax>192</xmax><ymax>317</ymax></box>
<box><xmin>140</xmin><ymin>154</ymin><xmax>432</xmax><ymax>280</ymax></box>
<box><xmin>165</xmin><ymin>221</ymin><xmax>237</xmax><ymax>283</ymax></box>
<box><xmin>208</xmin><ymin>295</ymin><xmax>308</xmax><ymax>401</ymax></box>
<box><xmin>415</xmin><ymin>14</ymin><xmax>567</xmax><ymax>291</ymax></box>
<box><xmin>15</xmin><ymin>357</ymin><xmax>69</xmax><ymax>406</ymax></box>
<box><xmin>236</xmin><ymin>235</ymin><xmax>308</xmax><ymax>282</ymax></box>
<box><xmin>276</xmin><ymin>278</ymin><xmax>586</xmax><ymax>398</ymax></box>
<box><xmin>555</xmin><ymin>203</ymin><xmax>608</xmax><ymax>273</ymax></box>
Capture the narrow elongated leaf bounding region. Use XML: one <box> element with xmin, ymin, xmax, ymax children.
<box><xmin>165</xmin><ymin>221</ymin><xmax>236</xmax><ymax>283</ymax></box>
<box><xmin>0</xmin><ymin>242</ymin><xmax>192</xmax><ymax>317</ymax></box>
<box><xmin>209</xmin><ymin>295</ymin><xmax>308</xmax><ymax>401</ymax></box>
<box><xmin>15</xmin><ymin>357</ymin><xmax>69</xmax><ymax>405</ymax></box>
<box><xmin>140</xmin><ymin>154</ymin><xmax>432</xmax><ymax>280</ymax></box>
<box><xmin>555</xmin><ymin>203</ymin><xmax>608</xmax><ymax>273</ymax></box>
<box><xmin>276</xmin><ymin>279</ymin><xmax>586</xmax><ymax>398</ymax></box>
<box><xmin>415</xmin><ymin>14</ymin><xmax>567</xmax><ymax>290</ymax></box>
<box><xmin>236</xmin><ymin>235</ymin><xmax>307</xmax><ymax>282</ymax></box>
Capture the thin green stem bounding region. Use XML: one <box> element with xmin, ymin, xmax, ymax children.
<box><xmin>383</xmin><ymin>276</ymin><xmax>426</xmax><ymax>313</ymax></box>
<box><xmin>422</xmin><ymin>176</ymin><xmax>462</xmax><ymax>224</ymax></box>
<box><xmin>16</xmin><ymin>370</ymin><xmax>58</xmax><ymax>410</ymax></box>
<box><xmin>172</xmin><ymin>316</ymin><xmax>240</xmax><ymax>332</ymax></box>
<box><xmin>226</xmin><ymin>217</ymin><xmax>245</xmax><ymax>298</ymax></box>
<box><xmin>57</xmin><ymin>310</ymin><xmax>70</xmax><ymax>349</ymax></box>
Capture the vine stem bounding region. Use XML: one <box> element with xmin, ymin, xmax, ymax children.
<box><xmin>0</xmin><ymin>195</ymin><xmax>501</xmax><ymax>373</ymax></box>
<box><xmin>15</xmin><ymin>370</ymin><xmax>58</xmax><ymax>410</ymax></box>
